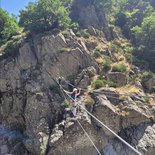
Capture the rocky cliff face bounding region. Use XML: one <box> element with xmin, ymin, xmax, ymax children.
<box><xmin>70</xmin><ymin>0</ymin><xmax>116</xmax><ymax>40</ymax></box>
<box><xmin>0</xmin><ymin>32</ymin><xmax>98</xmax><ymax>155</ymax></box>
<box><xmin>0</xmin><ymin>30</ymin><xmax>155</xmax><ymax>155</ymax></box>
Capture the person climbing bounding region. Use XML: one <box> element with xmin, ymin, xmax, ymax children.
<box><xmin>63</xmin><ymin>87</ymin><xmax>81</xmax><ymax>117</ymax></box>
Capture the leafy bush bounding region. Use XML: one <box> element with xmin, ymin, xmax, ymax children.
<box><xmin>108</xmin><ymin>81</ymin><xmax>118</xmax><ymax>87</ymax></box>
<box><xmin>62</xmin><ymin>30</ymin><xmax>70</xmax><ymax>37</ymax></box>
<box><xmin>112</xmin><ymin>63</ymin><xmax>128</xmax><ymax>73</ymax></box>
<box><xmin>124</xmin><ymin>52</ymin><xmax>133</xmax><ymax>63</ymax></box>
<box><xmin>19</xmin><ymin>0</ymin><xmax>71</xmax><ymax>34</ymax></box>
<box><xmin>84</xmin><ymin>96</ymin><xmax>95</xmax><ymax>105</ymax></box>
<box><xmin>0</xmin><ymin>9</ymin><xmax>19</xmax><ymax>45</ymax></box>
<box><xmin>93</xmin><ymin>50</ymin><xmax>101</xmax><ymax>58</ymax></box>
<box><xmin>0</xmin><ymin>39</ymin><xmax>21</xmax><ymax>60</ymax></box>
<box><xmin>115</xmin><ymin>12</ymin><xmax>127</xmax><ymax>28</ymax></box>
<box><xmin>142</xmin><ymin>71</ymin><xmax>154</xmax><ymax>79</ymax></box>
<box><xmin>76</xmin><ymin>29</ymin><xmax>90</xmax><ymax>38</ymax></box>
<box><xmin>70</xmin><ymin>22</ymin><xmax>80</xmax><ymax>34</ymax></box>
<box><xmin>131</xmin><ymin>13</ymin><xmax>155</xmax><ymax>71</ymax></box>
<box><xmin>93</xmin><ymin>79</ymin><xmax>104</xmax><ymax>89</ymax></box>
<box><xmin>102</xmin><ymin>59</ymin><xmax>112</xmax><ymax>71</ymax></box>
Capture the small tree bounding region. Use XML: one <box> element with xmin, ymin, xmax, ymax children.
<box><xmin>132</xmin><ymin>13</ymin><xmax>155</xmax><ymax>71</ymax></box>
<box><xmin>0</xmin><ymin>9</ymin><xmax>19</xmax><ymax>45</ymax></box>
<box><xmin>19</xmin><ymin>0</ymin><xmax>71</xmax><ymax>34</ymax></box>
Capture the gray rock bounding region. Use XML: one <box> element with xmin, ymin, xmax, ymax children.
<box><xmin>143</xmin><ymin>77</ymin><xmax>155</xmax><ymax>92</ymax></box>
<box><xmin>134</xmin><ymin>81</ymin><xmax>143</xmax><ymax>90</ymax></box>
<box><xmin>78</xmin><ymin>75</ymin><xmax>90</xmax><ymax>89</ymax></box>
<box><xmin>71</xmin><ymin>0</ymin><xmax>113</xmax><ymax>40</ymax></box>
<box><xmin>103</xmin><ymin>124</ymin><xmax>155</xmax><ymax>155</ymax></box>
<box><xmin>87</xmin><ymin>26</ymin><xmax>97</xmax><ymax>36</ymax></box>
<box><xmin>0</xmin><ymin>145</ymin><xmax>8</xmax><ymax>154</ymax></box>
<box><xmin>107</xmin><ymin>72</ymin><xmax>127</xmax><ymax>86</ymax></box>
<box><xmin>0</xmin><ymin>32</ymin><xmax>99</xmax><ymax>155</ymax></box>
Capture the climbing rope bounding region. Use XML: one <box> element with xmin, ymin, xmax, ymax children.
<box><xmin>76</xmin><ymin>119</ymin><xmax>102</xmax><ymax>155</ymax></box>
<box><xmin>57</xmin><ymin>82</ymin><xmax>102</xmax><ymax>155</ymax></box>
<box><xmin>61</xmin><ymin>85</ymin><xmax>143</xmax><ymax>155</ymax></box>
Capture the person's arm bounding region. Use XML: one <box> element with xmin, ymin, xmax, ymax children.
<box><xmin>77</xmin><ymin>88</ymin><xmax>81</xmax><ymax>96</ymax></box>
<box><xmin>63</xmin><ymin>89</ymin><xmax>72</xmax><ymax>94</ymax></box>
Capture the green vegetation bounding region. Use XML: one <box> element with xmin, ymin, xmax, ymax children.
<box><xmin>75</xmin><ymin>29</ymin><xmax>90</xmax><ymax>38</ymax></box>
<box><xmin>93</xmin><ymin>79</ymin><xmax>104</xmax><ymax>89</ymax></box>
<box><xmin>62</xmin><ymin>30</ymin><xmax>70</xmax><ymax>37</ymax></box>
<box><xmin>113</xmin><ymin>0</ymin><xmax>155</xmax><ymax>72</ymax></box>
<box><xmin>112</xmin><ymin>62</ymin><xmax>128</xmax><ymax>73</ymax></box>
<box><xmin>102</xmin><ymin>58</ymin><xmax>112</xmax><ymax>71</ymax></box>
<box><xmin>19</xmin><ymin>0</ymin><xmax>71</xmax><ymax>34</ymax></box>
<box><xmin>84</xmin><ymin>95</ymin><xmax>95</xmax><ymax>106</ymax></box>
<box><xmin>60</xmin><ymin>48</ymin><xmax>71</xmax><ymax>53</ymax></box>
<box><xmin>132</xmin><ymin>13</ymin><xmax>155</xmax><ymax>71</ymax></box>
<box><xmin>92</xmin><ymin>79</ymin><xmax>117</xmax><ymax>89</ymax></box>
<box><xmin>142</xmin><ymin>71</ymin><xmax>154</xmax><ymax>79</ymax></box>
<box><xmin>0</xmin><ymin>9</ymin><xmax>19</xmax><ymax>45</ymax></box>
<box><xmin>93</xmin><ymin>50</ymin><xmax>101</xmax><ymax>58</ymax></box>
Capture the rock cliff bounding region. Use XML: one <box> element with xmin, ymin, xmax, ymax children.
<box><xmin>0</xmin><ymin>30</ymin><xmax>155</xmax><ymax>155</ymax></box>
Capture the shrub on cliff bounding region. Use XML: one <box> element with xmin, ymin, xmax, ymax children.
<box><xmin>0</xmin><ymin>9</ymin><xmax>19</xmax><ymax>45</ymax></box>
<box><xmin>112</xmin><ymin>62</ymin><xmax>128</xmax><ymax>73</ymax></box>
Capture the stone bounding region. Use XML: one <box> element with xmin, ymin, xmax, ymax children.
<box><xmin>134</xmin><ymin>81</ymin><xmax>143</xmax><ymax>90</ymax></box>
<box><xmin>143</xmin><ymin>77</ymin><xmax>155</xmax><ymax>92</ymax></box>
<box><xmin>70</xmin><ymin>0</ymin><xmax>113</xmax><ymax>40</ymax></box>
<box><xmin>78</xmin><ymin>75</ymin><xmax>90</xmax><ymax>89</ymax></box>
<box><xmin>0</xmin><ymin>79</ymin><xmax>8</xmax><ymax>91</ymax></box>
<box><xmin>69</xmin><ymin>29</ymin><xmax>76</xmax><ymax>36</ymax></box>
<box><xmin>0</xmin><ymin>145</ymin><xmax>8</xmax><ymax>154</ymax></box>
<box><xmin>93</xmin><ymin>87</ymin><xmax>121</xmax><ymax>105</ymax></box>
<box><xmin>87</xmin><ymin>26</ymin><xmax>97</xmax><ymax>36</ymax></box>
<box><xmin>107</xmin><ymin>72</ymin><xmax>127</xmax><ymax>86</ymax></box>
<box><xmin>18</xmin><ymin>43</ymin><xmax>37</xmax><ymax>70</ymax></box>
<box><xmin>103</xmin><ymin>124</ymin><xmax>155</xmax><ymax>155</ymax></box>
<box><xmin>86</xmin><ymin>66</ymin><xmax>97</xmax><ymax>77</ymax></box>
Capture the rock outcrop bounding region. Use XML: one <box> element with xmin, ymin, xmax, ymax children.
<box><xmin>46</xmin><ymin>91</ymin><xmax>155</xmax><ymax>155</ymax></box>
<box><xmin>107</xmin><ymin>72</ymin><xmax>127</xmax><ymax>86</ymax></box>
<box><xmin>0</xmin><ymin>32</ymin><xmax>98</xmax><ymax>155</ymax></box>
<box><xmin>70</xmin><ymin>0</ymin><xmax>113</xmax><ymax>40</ymax></box>
<box><xmin>142</xmin><ymin>77</ymin><xmax>155</xmax><ymax>92</ymax></box>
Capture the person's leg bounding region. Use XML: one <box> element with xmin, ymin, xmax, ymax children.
<box><xmin>71</xmin><ymin>106</ymin><xmax>77</xmax><ymax>117</ymax></box>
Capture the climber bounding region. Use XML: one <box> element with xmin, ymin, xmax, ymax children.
<box><xmin>63</xmin><ymin>87</ymin><xmax>81</xmax><ymax>117</ymax></box>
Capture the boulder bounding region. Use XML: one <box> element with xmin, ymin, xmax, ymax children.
<box><xmin>92</xmin><ymin>90</ymin><xmax>153</xmax><ymax>131</ymax></box>
<box><xmin>86</xmin><ymin>66</ymin><xmax>97</xmax><ymax>77</ymax></box>
<box><xmin>0</xmin><ymin>145</ymin><xmax>8</xmax><ymax>154</ymax></box>
<box><xmin>18</xmin><ymin>43</ymin><xmax>37</xmax><ymax>70</ymax></box>
<box><xmin>74</xmin><ymin>66</ymin><xmax>97</xmax><ymax>89</ymax></box>
<box><xmin>93</xmin><ymin>88</ymin><xmax>121</xmax><ymax>105</ymax></box>
<box><xmin>78</xmin><ymin>75</ymin><xmax>90</xmax><ymax>89</ymax></box>
<box><xmin>134</xmin><ymin>81</ymin><xmax>143</xmax><ymax>90</ymax></box>
<box><xmin>143</xmin><ymin>77</ymin><xmax>155</xmax><ymax>92</ymax></box>
<box><xmin>107</xmin><ymin>72</ymin><xmax>127</xmax><ymax>86</ymax></box>
<box><xmin>103</xmin><ymin>123</ymin><xmax>155</xmax><ymax>155</ymax></box>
